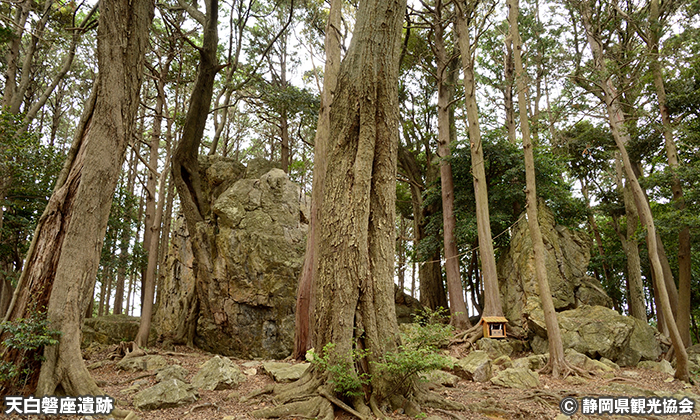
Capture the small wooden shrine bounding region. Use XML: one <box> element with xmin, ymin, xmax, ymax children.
<box><xmin>481</xmin><ymin>316</ymin><xmax>508</xmax><ymax>338</ymax></box>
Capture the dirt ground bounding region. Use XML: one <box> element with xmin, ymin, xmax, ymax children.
<box><xmin>5</xmin><ymin>343</ymin><xmax>700</xmax><ymax>420</ymax></box>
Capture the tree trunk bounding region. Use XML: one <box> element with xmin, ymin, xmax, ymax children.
<box><xmin>646</xmin><ymin>0</ymin><xmax>690</xmax><ymax>347</ymax></box>
<box><xmin>170</xmin><ymin>0</ymin><xmax>224</xmax><ymax>346</ymax></box>
<box><xmin>398</xmin><ymin>146</ymin><xmax>448</xmax><ymax>310</ymax></box>
<box><xmin>578</xmin><ymin>0</ymin><xmax>689</xmax><ymax>382</ymax></box>
<box><xmin>504</xmin><ymin>37</ymin><xmax>517</xmax><ymax>144</ymax></box>
<box><xmin>0</xmin><ymin>0</ymin><xmax>153</xmax><ymax>397</ymax></box>
<box><xmin>435</xmin><ymin>6</ymin><xmax>469</xmax><ymax>329</ymax></box>
<box><xmin>254</xmin><ymin>0</ymin><xmax>462</xmax><ymax>415</ymax></box>
<box><xmin>0</xmin><ymin>278</ymin><xmax>13</xmax><ymax>319</ymax></box>
<box><xmin>136</xmin><ymin>158</ymin><xmax>169</xmax><ymax>347</ymax></box>
<box><xmin>612</xmin><ymin>157</ymin><xmax>647</xmax><ymax>321</ymax></box>
<box><xmin>397</xmin><ymin>216</ymin><xmax>407</xmax><ymax>292</ymax></box>
<box><xmin>2</xmin><ymin>0</ymin><xmax>32</xmax><ymax>110</ymax></box>
<box><xmin>580</xmin><ymin>178</ymin><xmax>614</xmax><ymax>302</ymax></box>
<box><xmin>292</xmin><ymin>0</ymin><xmax>341</xmax><ymax>360</ymax></box>
<box><xmin>114</xmin><ymin>150</ymin><xmax>138</xmax><ymax>315</ymax></box>
<box><xmin>103</xmin><ymin>266</ymin><xmax>113</xmax><ymax>315</ymax></box>
<box><xmin>510</xmin><ymin>0</ymin><xmax>568</xmax><ymax>378</ymax></box>
<box><xmin>455</xmin><ymin>3</ymin><xmax>503</xmax><ymax>318</ymax></box>
<box><xmin>136</xmin><ymin>55</ymin><xmax>174</xmax><ymax>347</ymax></box>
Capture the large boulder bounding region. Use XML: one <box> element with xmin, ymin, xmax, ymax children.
<box><xmin>191</xmin><ymin>356</ymin><xmax>246</xmax><ymax>391</ymax></box>
<box><xmin>477</xmin><ymin>338</ymin><xmax>514</xmax><ymax>359</ymax></box>
<box><xmin>154</xmin><ymin>160</ymin><xmax>309</xmax><ymax>359</ymax></box>
<box><xmin>490</xmin><ymin>368</ymin><xmax>540</xmax><ymax>389</ymax></box>
<box><xmin>395</xmin><ymin>285</ymin><xmax>423</xmax><ymax>324</ymax></box>
<box><xmin>497</xmin><ymin>203</ymin><xmax>612</xmax><ymax>329</ymax></box>
<box><xmin>617</xmin><ymin>317</ymin><xmax>663</xmax><ymax>366</ymax></box>
<box><xmin>262</xmin><ymin>362</ymin><xmax>310</xmax><ymax>382</ymax></box>
<box><xmin>528</xmin><ymin>305</ymin><xmax>661</xmax><ymax>365</ymax></box>
<box><xmin>133</xmin><ymin>379</ymin><xmax>198</xmax><ymax>410</ymax></box>
<box><xmin>156</xmin><ymin>365</ymin><xmax>189</xmax><ymax>383</ymax></box>
<box><xmin>454</xmin><ymin>351</ymin><xmax>492</xmax><ymax>382</ymax></box>
<box><xmin>116</xmin><ymin>355</ymin><xmax>168</xmax><ymax>372</ymax></box>
<box><xmin>82</xmin><ymin>315</ymin><xmax>142</xmax><ymax>347</ymax></box>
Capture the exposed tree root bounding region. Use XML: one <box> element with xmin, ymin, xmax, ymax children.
<box><xmin>319</xmin><ymin>387</ymin><xmax>370</xmax><ymax>420</ymax></box>
<box><xmin>251</xmin><ymin>396</ymin><xmax>333</xmax><ymax>420</ymax></box>
<box><xmin>369</xmin><ymin>394</ymin><xmax>384</xmax><ymax>419</ymax></box>
<box><xmin>184</xmin><ymin>402</ymin><xmax>220</xmax><ymax>414</ymax></box>
<box><xmin>449</xmin><ymin>324</ymin><xmax>482</xmax><ymax>346</ymax></box>
<box><xmin>251</xmin><ymin>373</ymin><xmax>467</xmax><ymax>420</ymax></box>
<box><xmin>108</xmin><ymin>341</ymin><xmax>144</xmax><ymax>360</ymax></box>
<box><xmin>273</xmin><ymin>375</ymin><xmax>324</xmax><ymax>405</ymax></box>
<box><xmin>389</xmin><ymin>394</ymin><xmax>422</xmax><ymax>417</ymax></box>
<box><xmin>537</xmin><ymin>358</ymin><xmax>590</xmax><ymax>379</ymax></box>
<box><xmin>241</xmin><ymin>384</ymin><xmax>275</xmax><ymax>403</ymax></box>
<box><xmin>435</xmin><ymin>408</ymin><xmax>466</xmax><ymax>420</ymax></box>
<box><xmin>604</xmin><ymin>376</ymin><xmax>642</xmax><ymax>385</ymax></box>
<box><xmin>414</xmin><ymin>385</ymin><xmax>467</xmax><ymax>411</ymax></box>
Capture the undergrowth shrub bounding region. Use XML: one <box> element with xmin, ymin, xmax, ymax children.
<box><xmin>309</xmin><ymin>342</ymin><xmax>371</xmax><ymax>398</ymax></box>
<box><xmin>402</xmin><ymin>307</ymin><xmax>454</xmax><ymax>350</ymax></box>
<box><xmin>374</xmin><ymin>308</ymin><xmax>454</xmax><ymax>393</ymax></box>
<box><xmin>0</xmin><ymin>313</ymin><xmax>61</xmax><ymax>389</ymax></box>
<box><xmin>310</xmin><ymin>309</ymin><xmax>455</xmax><ymax>398</ymax></box>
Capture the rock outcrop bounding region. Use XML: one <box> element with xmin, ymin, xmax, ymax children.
<box><xmin>527</xmin><ymin>304</ymin><xmax>662</xmax><ymax>365</ymax></box>
<box><xmin>496</xmin><ymin>203</ymin><xmax>665</xmax><ymax>367</ymax></box>
<box><xmin>116</xmin><ymin>355</ymin><xmax>168</xmax><ymax>372</ymax></box>
<box><xmin>133</xmin><ymin>379</ymin><xmax>198</xmax><ymax>410</ymax></box>
<box><xmin>262</xmin><ymin>361</ymin><xmax>310</xmax><ymax>382</ymax></box>
<box><xmin>497</xmin><ymin>203</ymin><xmax>612</xmax><ymax>330</ymax></box>
<box><xmin>82</xmin><ymin>315</ymin><xmax>143</xmax><ymax>347</ymax></box>
<box><xmin>191</xmin><ymin>356</ymin><xmax>245</xmax><ymax>390</ymax></box>
<box><xmin>154</xmin><ymin>157</ymin><xmax>309</xmax><ymax>359</ymax></box>
<box><xmin>490</xmin><ymin>367</ymin><xmax>540</xmax><ymax>389</ymax></box>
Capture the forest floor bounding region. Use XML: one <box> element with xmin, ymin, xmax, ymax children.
<box><xmin>65</xmin><ymin>343</ymin><xmax>700</xmax><ymax>420</ymax></box>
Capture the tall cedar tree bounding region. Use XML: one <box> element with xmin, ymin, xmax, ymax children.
<box><xmin>454</xmin><ymin>0</ymin><xmax>504</xmax><ymax>345</ymax></box>
<box><xmin>255</xmin><ymin>0</ymin><xmax>465</xmax><ymax>416</ymax></box>
<box><xmin>293</xmin><ymin>0</ymin><xmax>342</xmax><ymax>360</ymax></box>
<box><xmin>576</xmin><ymin>0</ymin><xmax>690</xmax><ymax>382</ymax></box>
<box><xmin>509</xmin><ymin>0</ymin><xmax>572</xmax><ymax>378</ymax></box>
<box><xmin>0</xmin><ymin>0</ymin><xmax>154</xmax><ymax>401</ymax></box>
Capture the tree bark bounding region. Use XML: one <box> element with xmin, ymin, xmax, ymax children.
<box><xmin>254</xmin><ymin>0</ymin><xmax>464</xmax><ymax>415</ymax></box>
<box><xmin>510</xmin><ymin>0</ymin><xmax>568</xmax><ymax>378</ymax></box>
<box><xmin>646</xmin><ymin>0</ymin><xmax>690</xmax><ymax>347</ymax></box>
<box><xmin>170</xmin><ymin>0</ymin><xmax>225</xmax><ymax>346</ymax></box>
<box><xmin>504</xmin><ymin>37</ymin><xmax>517</xmax><ymax>144</ymax></box>
<box><xmin>455</xmin><ymin>1</ymin><xmax>504</xmax><ymax>318</ymax></box>
<box><xmin>313</xmin><ymin>0</ymin><xmax>408</xmax><ymax>402</ymax></box>
<box><xmin>577</xmin><ymin>0</ymin><xmax>689</xmax><ymax>381</ymax></box>
<box><xmin>292</xmin><ymin>0</ymin><xmax>341</xmax><ymax>360</ymax></box>
<box><xmin>434</xmin><ymin>3</ymin><xmax>469</xmax><ymax>329</ymax></box>
<box><xmin>0</xmin><ymin>0</ymin><xmax>153</xmax><ymax>397</ymax></box>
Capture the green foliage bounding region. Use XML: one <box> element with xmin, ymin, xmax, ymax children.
<box><xmin>311</xmin><ymin>316</ymin><xmax>455</xmax><ymax>399</ymax></box>
<box><xmin>0</xmin><ymin>313</ymin><xmax>61</xmax><ymax>388</ymax></box>
<box><xmin>309</xmin><ymin>342</ymin><xmax>371</xmax><ymax>398</ymax></box>
<box><xmin>0</xmin><ymin>109</ymin><xmax>62</xmax><ymax>286</ymax></box>
<box><xmin>374</xmin><ymin>345</ymin><xmax>451</xmax><ymax>394</ymax></box>
<box><xmin>371</xmin><ymin>309</ymin><xmax>454</xmax><ymax>394</ymax></box>
<box><xmin>419</xmin><ymin>136</ymin><xmax>587</xmax><ymax>264</ymax></box>
<box><xmin>403</xmin><ymin>307</ymin><xmax>454</xmax><ymax>350</ymax></box>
